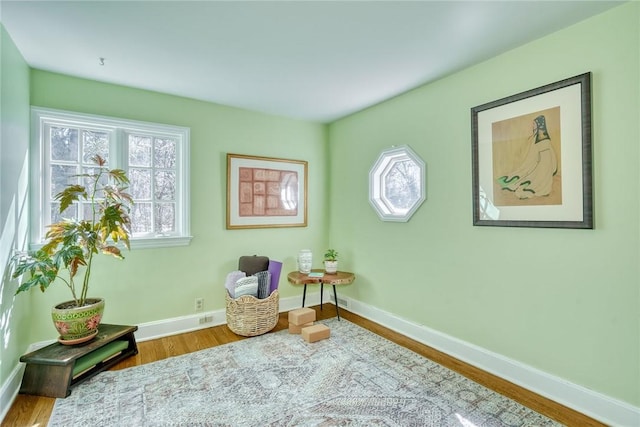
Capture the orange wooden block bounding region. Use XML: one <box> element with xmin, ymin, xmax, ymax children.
<box><xmin>288</xmin><ymin>307</ymin><xmax>316</xmax><ymax>325</ymax></box>
<box><xmin>301</xmin><ymin>324</ymin><xmax>330</xmax><ymax>343</ymax></box>
<box><xmin>288</xmin><ymin>321</ymin><xmax>314</xmax><ymax>334</ymax></box>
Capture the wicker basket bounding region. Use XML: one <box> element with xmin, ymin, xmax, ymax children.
<box><xmin>225</xmin><ymin>289</ymin><xmax>279</xmax><ymax>337</ymax></box>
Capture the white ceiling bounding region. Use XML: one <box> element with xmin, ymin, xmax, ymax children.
<box><xmin>0</xmin><ymin>1</ymin><xmax>622</xmax><ymax>123</ymax></box>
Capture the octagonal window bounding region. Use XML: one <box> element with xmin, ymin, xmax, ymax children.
<box><xmin>369</xmin><ymin>145</ymin><xmax>425</xmax><ymax>222</ymax></box>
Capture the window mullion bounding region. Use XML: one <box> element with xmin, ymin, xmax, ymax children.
<box><xmin>150</xmin><ymin>137</ymin><xmax>157</xmax><ymax>237</ymax></box>
<box><xmin>113</xmin><ymin>129</ymin><xmax>125</xmax><ymax>170</ymax></box>
<box><xmin>40</xmin><ymin>122</ymin><xmax>53</xmax><ymax>240</ymax></box>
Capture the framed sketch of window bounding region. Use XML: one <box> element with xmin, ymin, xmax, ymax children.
<box><xmin>369</xmin><ymin>145</ymin><xmax>426</xmax><ymax>222</ymax></box>
<box><xmin>471</xmin><ymin>72</ymin><xmax>593</xmax><ymax>229</ymax></box>
<box><xmin>226</xmin><ymin>153</ymin><xmax>308</xmax><ymax>229</ymax></box>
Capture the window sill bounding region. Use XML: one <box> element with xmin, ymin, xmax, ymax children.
<box><xmin>30</xmin><ymin>236</ymin><xmax>193</xmax><ymax>252</ymax></box>
<box><xmin>130</xmin><ymin>236</ymin><xmax>193</xmax><ymax>249</ymax></box>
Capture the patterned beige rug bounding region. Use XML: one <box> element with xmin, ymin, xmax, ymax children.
<box><xmin>48</xmin><ymin>318</ymin><xmax>563</xmax><ymax>426</ymax></box>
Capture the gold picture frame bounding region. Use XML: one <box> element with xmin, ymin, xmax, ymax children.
<box><xmin>226</xmin><ymin>153</ymin><xmax>308</xmax><ymax>229</ymax></box>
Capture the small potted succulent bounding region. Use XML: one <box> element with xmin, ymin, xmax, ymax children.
<box><xmin>323</xmin><ymin>249</ymin><xmax>339</xmax><ymax>274</ymax></box>
<box><xmin>12</xmin><ymin>155</ymin><xmax>132</xmax><ymax>344</ymax></box>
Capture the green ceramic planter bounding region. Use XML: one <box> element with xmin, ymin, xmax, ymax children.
<box><xmin>51</xmin><ymin>298</ymin><xmax>105</xmax><ymax>345</ymax></box>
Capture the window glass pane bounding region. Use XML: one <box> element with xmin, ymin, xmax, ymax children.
<box><xmin>129</xmin><ymin>135</ymin><xmax>152</xmax><ymax>167</ymax></box>
<box><xmin>129</xmin><ymin>168</ymin><xmax>151</xmax><ymax>199</ymax></box>
<box><xmin>154</xmin><ymin>138</ymin><xmax>176</xmax><ymax>168</ymax></box>
<box><xmin>82</xmin><ymin>203</ymin><xmax>96</xmax><ymax>221</ymax></box>
<box><xmin>131</xmin><ymin>203</ymin><xmax>152</xmax><ymax>233</ymax></box>
<box><xmin>155</xmin><ymin>203</ymin><xmax>175</xmax><ymax>233</ymax></box>
<box><xmin>154</xmin><ymin>171</ymin><xmax>175</xmax><ymax>201</ymax></box>
<box><xmin>82</xmin><ymin>130</ymin><xmax>109</xmax><ymax>163</ymax></box>
<box><xmin>384</xmin><ymin>160</ymin><xmax>421</xmax><ymax>210</ymax></box>
<box><xmin>50</xmin><ymin>127</ymin><xmax>78</xmax><ymax>162</ymax></box>
<box><xmin>83</xmin><ymin>166</ymin><xmax>107</xmax><ymax>199</ymax></box>
<box><xmin>51</xmin><ymin>165</ymin><xmax>78</xmax><ymax>197</ymax></box>
<box><xmin>52</xmin><ymin>202</ymin><xmax>77</xmax><ymax>223</ymax></box>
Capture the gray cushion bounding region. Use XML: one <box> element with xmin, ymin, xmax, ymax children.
<box><xmin>238</xmin><ymin>255</ymin><xmax>269</xmax><ymax>276</ymax></box>
<box><xmin>254</xmin><ymin>270</ymin><xmax>271</xmax><ymax>299</ymax></box>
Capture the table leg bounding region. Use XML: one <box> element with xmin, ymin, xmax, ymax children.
<box><xmin>333</xmin><ymin>285</ymin><xmax>341</xmax><ymax>321</ymax></box>
<box><xmin>320</xmin><ymin>283</ymin><xmax>324</xmax><ymax>310</ymax></box>
<box><xmin>302</xmin><ymin>284</ymin><xmax>307</xmax><ymax>307</ymax></box>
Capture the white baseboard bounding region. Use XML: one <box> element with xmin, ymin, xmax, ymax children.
<box><xmin>135</xmin><ymin>291</ymin><xmax>318</xmax><ymax>342</ymax></box>
<box><xmin>0</xmin><ymin>363</ymin><xmax>25</xmax><ymax>423</ymax></box>
<box><xmin>4</xmin><ymin>291</ymin><xmax>637</xmax><ymax>427</ymax></box>
<box><xmin>338</xmin><ymin>294</ymin><xmax>640</xmax><ymax>427</ymax></box>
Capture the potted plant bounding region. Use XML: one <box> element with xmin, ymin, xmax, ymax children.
<box><xmin>12</xmin><ymin>155</ymin><xmax>132</xmax><ymax>344</ymax></box>
<box><xmin>323</xmin><ymin>249</ymin><xmax>339</xmax><ymax>274</ymax></box>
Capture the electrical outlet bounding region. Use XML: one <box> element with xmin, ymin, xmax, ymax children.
<box><xmin>195</xmin><ymin>297</ymin><xmax>204</xmax><ymax>312</ymax></box>
<box><xmin>199</xmin><ymin>315</ymin><xmax>214</xmax><ymax>324</ymax></box>
<box><xmin>330</xmin><ymin>294</ymin><xmax>348</xmax><ymax>307</ymax></box>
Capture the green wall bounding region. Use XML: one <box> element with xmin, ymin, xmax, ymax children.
<box><xmin>0</xmin><ymin>24</ymin><xmax>32</xmax><ymax>399</ymax></box>
<box><xmin>26</xmin><ymin>71</ymin><xmax>329</xmax><ymax>341</ymax></box>
<box><xmin>328</xmin><ymin>3</ymin><xmax>639</xmax><ymax>406</ymax></box>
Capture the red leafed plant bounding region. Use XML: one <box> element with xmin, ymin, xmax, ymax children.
<box><xmin>12</xmin><ymin>155</ymin><xmax>132</xmax><ymax>307</ymax></box>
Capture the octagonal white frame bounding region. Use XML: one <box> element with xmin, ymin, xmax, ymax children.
<box><xmin>369</xmin><ymin>145</ymin><xmax>426</xmax><ymax>222</ymax></box>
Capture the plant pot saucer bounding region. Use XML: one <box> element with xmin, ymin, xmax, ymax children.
<box><xmin>58</xmin><ymin>329</ymin><xmax>98</xmax><ymax>345</ymax></box>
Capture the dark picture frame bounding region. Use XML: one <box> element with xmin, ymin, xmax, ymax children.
<box><xmin>471</xmin><ymin>72</ymin><xmax>592</xmax><ymax>229</ymax></box>
<box><xmin>226</xmin><ymin>153</ymin><xmax>308</xmax><ymax>229</ymax></box>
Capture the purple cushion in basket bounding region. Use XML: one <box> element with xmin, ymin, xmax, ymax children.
<box><xmin>268</xmin><ymin>260</ymin><xmax>282</xmax><ymax>294</ymax></box>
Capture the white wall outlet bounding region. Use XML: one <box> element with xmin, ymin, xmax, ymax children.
<box><xmin>330</xmin><ymin>294</ymin><xmax>348</xmax><ymax>307</ymax></box>
<box><xmin>195</xmin><ymin>297</ymin><xmax>204</xmax><ymax>311</ymax></box>
<box><xmin>199</xmin><ymin>315</ymin><xmax>214</xmax><ymax>324</ymax></box>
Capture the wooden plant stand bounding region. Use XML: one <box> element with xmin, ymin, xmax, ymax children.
<box><xmin>287</xmin><ymin>270</ymin><xmax>355</xmax><ymax>320</ymax></box>
<box><xmin>19</xmin><ymin>324</ymin><xmax>138</xmax><ymax>398</ymax></box>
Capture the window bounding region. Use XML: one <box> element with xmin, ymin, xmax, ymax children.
<box><xmin>31</xmin><ymin>107</ymin><xmax>191</xmax><ymax>249</ymax></box>
<box><xmin>369</xmin><ymin>145</ymin><xmax>426</xmax><ymax>222</ymax></box>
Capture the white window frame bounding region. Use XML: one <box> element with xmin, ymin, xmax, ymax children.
<box><xmin>30</xmin><ymin>107</ymin><xmax>192</xmax><ymax>249</ymax></box>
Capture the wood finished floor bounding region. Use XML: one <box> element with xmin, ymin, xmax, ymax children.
<box><xmin>2</xmin><ymin>306</ymin><xmax>605</xmax><ymax>427</ymax></box>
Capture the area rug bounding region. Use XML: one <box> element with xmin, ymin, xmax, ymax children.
<box><xmin>48</xmin><ymin>319</ymin><xmax>563</xmax><ymax>426</ymax></box>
